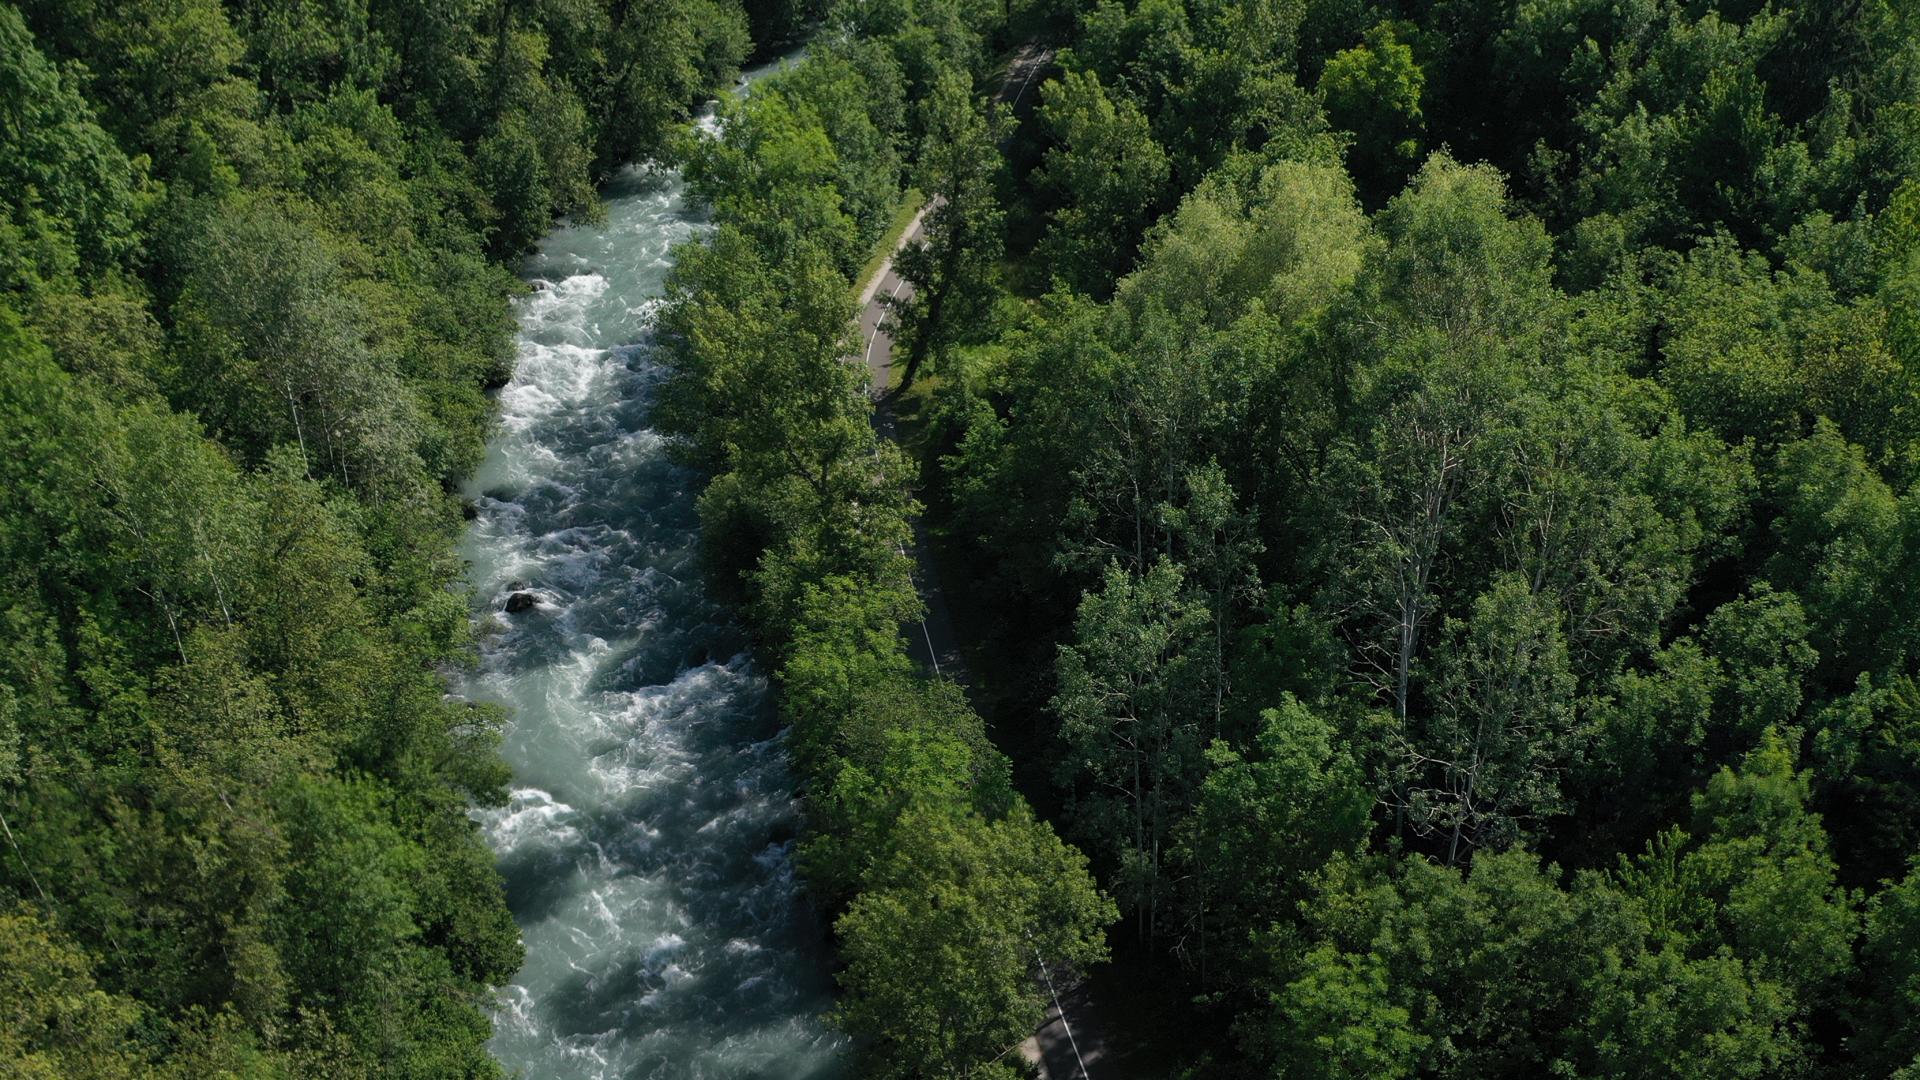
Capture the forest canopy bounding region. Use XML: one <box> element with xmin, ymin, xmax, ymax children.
<box><xmin>0</xmin><ymin>0</ymin><xmax>779</xmax><ymax>1072</ymax></box>
<box><xmin>6</xmin><ymin>0</ymin><xmax>1920</xmax><ymax>1077</ymax></box>
<box><xmin>903</xmin><ymin>0</ymin><xmax>1920</xmax><ymax>1075</ymax></box>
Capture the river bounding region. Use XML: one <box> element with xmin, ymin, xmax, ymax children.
<box><xmin>458</xmin><ymin>56</ymin><xmax>846</xmax><ymax>1080</ymax></box>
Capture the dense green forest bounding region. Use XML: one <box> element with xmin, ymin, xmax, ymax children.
<box><xmin>8</xmin><ymin>0</ymin><xmax>1920</xmax><ymax>1077</ymax></box>
<box><xmin>0</xmin><ymin>0</ymin><xmax>776</xmax><ymax>1072</ymax></box>
<box><xmin>900</xmin><ymin>0</ymin><xmax>1920</xmax><ymax>1075</ymax></box>
<box><xmin>664</xmin><ymin>0</ymin><xmax>1920</xmax><ymax>1074</ymax></box>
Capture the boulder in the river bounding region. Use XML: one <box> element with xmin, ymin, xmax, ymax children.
<box><xmin>505</xmin><ymin>592</ymin><xmax>539</xmax><ymax>614</ymax></box>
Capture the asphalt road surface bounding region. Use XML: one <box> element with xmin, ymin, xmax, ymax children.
<box><xmin>856</xmin><ymin>43</ymin><xmax>1050</xmax><ymax>395</ymax></box>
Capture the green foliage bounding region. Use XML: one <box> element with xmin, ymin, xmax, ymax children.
<box><xmin>0</xmin><ymin>908</ymin><xmax>145</xmax><ymax>1079</ymax></box>
<box><xmin>594</xmin><ymin>0</ymin><xmax>750</xmax><ymax>173</ymax></box>
<box><xmin>1119</xmin><ymin>158</ymin><xmax>1370</xmax><ymax>330</ymax></box>
<box><xmin>1052</xmin><ymin>559</ymin><xmax>1209</xmax><ymax>938</ymax></box>
<box><xmin>1767</xmin><ymin>422</ymin><xmax>1915</xmax><ymax>680</ymax></box>
<box><xmin>1034</xmin><ymin>68</ymin><xmax>1170</xmax><ymax>294</ymax></box>
<box><xmin>1856</xmin><ymin>862</ymin><xmax>1920</xmax><ymax>1075</ymax></box>
<box><xmin>0</xmin><ymin>305</ymin><xmax>519</xmax><ymax>1070</ymax></box>
<box><xmin>173</xmin><ymin>195</ymin><xmax>425</xmax><ymax>494</ymax></box>
<box><xmin>0</xmin><ymin>4</ymin><xmax>137</xmax><ymax>295</ymax></box>
<box><xmin>1581</xmin><ymin>941</ymin><xmax>1802</xmax><ymax>1079</ymax></box>
<box><xmin>13</xmin><ymin>0</ymin><xmax>1920</xmax><ymax>1072</ymax></box>
<box><xmin>1318</xmin><ymin>21</ymin><xmax>1424</xmax><ymax>201</ymax></box>
<box><xmin>0</xmin><ymin>0</ymin><xmax>763</xmax><ymax>1068</ymax></box>
<box><xmin>1672</xmin><ymin>732</ymin><xmax>1856</xmax><ymax>1004</ymax></box>
<box><xmin>1408</xmin><ymin>573</ymin><xmax>1578</xmax><ymax>864</ymax></box>
<box><xmin>803</xmin><ymin>674</ymin><xmax>1011</xmax><ymax>896</ymax></box>
<box><xmin>657</xmin><ymin>7</ymin><xmax>1120</xmax><ymax>1075</ymax></box>
<box><xmin>773</xmin><ymin>39</ymin><xmax>910</xmax><ymax>245</ymax></box>
<box><xmin>1179</xmin><ymin>695</ymin><xmax>1369</xmax><ymax>984</ymax></box>
<box><xmin>1367</xmin><ymin>153</ymin><xmax>1556</xmax><ymax>341</ymax></box>
<box><xmin>1813</xmin><ymin>676</ymin><xmax>1920</xmax><ymax>888</ymax></box>
<box><xmin>886</xmin><ymin>68</ymin><xmax>1008</xmax><ymax>391</ymax></box>
<box><xmin>834</xmin><ymin>803</ymin><xmax>1113</xmax><ymax>1078</ymax></box>
<box><xmin>685</xmin><ymin>91</ymin><xmax>862</xmax><ymax>273</ymax></box>
<box><xmin>1268</xmin><ymin>850</ymin><xmax>1618</xmax><ymax>1079</ymax></box>
<box><xmin>1258</xmin><ymin>743</ymin><xmax>1852</xmax><ymax>1080</ymax></box>
<box><xmin>1273</xmin><ymin>943</ymin><xmax>1426</xmax><ymax>1080</ymax></box>
<box><xmin>927</xmin><ymin>6</ymin><xmax>1920</xmax><ymax>1075</ymax></box>
<box><xmin>1657</xmin><ymin>237</ymin><xmax>1915</xmax><ymax>457</ymax></box>
<box><xmin>1061</xmin><ymin>0</ymin><xmax>1323</xmax><ymax>181</ymax></box>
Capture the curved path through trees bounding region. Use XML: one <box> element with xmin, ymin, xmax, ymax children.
<box><xmin>856</xmin><ymin>43</ymin><xmax>1047</xmax><ymax>685</ymax></box>
<box><xmin>850</xmin><ymin>43</ymin><xmax>1142</xmax><ymax>1080</ymax></box>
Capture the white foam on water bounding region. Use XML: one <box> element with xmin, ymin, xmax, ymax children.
<box><xmin>482</xmin><ymin>788</ymin><xmax>585</xmax><ymax>854</ymax></box>
<box><xmin>458</xmin><ymin>50</ymin><xmax>844</xmax><ymax>1080</ymax></box>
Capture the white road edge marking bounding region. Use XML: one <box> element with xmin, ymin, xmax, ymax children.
<box><xmin>862</xmin><ymin>275</ymin><xmax>911</xmax><ymax>392</ymax></box>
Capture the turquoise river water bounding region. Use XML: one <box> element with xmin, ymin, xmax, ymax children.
<box><xmin>458</xmin><ymin>57</ymin><xmax>847</xmax><ymax>1080</ymax></box>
